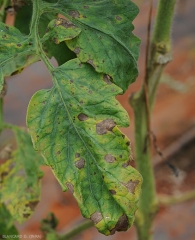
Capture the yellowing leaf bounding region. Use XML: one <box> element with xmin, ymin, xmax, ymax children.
<box><xmin>27</xmin><ymin>59</ymin><xmax>142</xmax><ymax>235</ymax></box>
<box><xmin>42</xmin><ymin>18</ymin><xmax>81</xmax><ymax>44</ymax></box>
<box><xmin>0</xmin><ymin>128</ymin><xmax>43</xmax><ymax>223</ymax></box>
<box><xmin>0</xmin><ymin>204</ymin><xmax>18</xmax><ymax>237</ymax></box>
<box><xmin>42</xmin><ymin>0</ymin><xmax>140</xmax><ymax>91</ymax></box>
<box><xmin>0</xmin><ymin>22</ymin><xmax>38</xmax><ymax>90</ymax></box>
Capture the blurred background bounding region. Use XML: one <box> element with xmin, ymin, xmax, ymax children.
<box><xmin>1</xmin><ymin>0</ymin><xmax>195</xmax><ymax>239</ymax></box>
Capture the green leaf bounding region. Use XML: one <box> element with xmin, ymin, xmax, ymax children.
<box><xmin>0</xmin><ymin>22</ymin><xmax>38</xmax><ymax>90</ymax></box>
<box><xmin>0</xmin><ymin>128</ymin><xmax>43</xmax><ymax>223</ymax></box>
<box><xmin>0</xmin><ymin>204</ymin><xmax>18</xmax><ymax>238</ymax></box>
<box><xmin>27</xmin><ymin>59</ymin><xmax>142</xmax><ymax>235</ymax></box>
<box><xmin>39</xmin><ymin>10</ymin><xmax>77</xmax><ymax>65</ymax></box>
<box><xmin>42</xmin><ymin>18</ymin><xmax>81</xmax><ymax>43</ymax></box>
<box><xmin>45</xmin><ymin>41</ymin><xmax>77</xmax><ymax>66</ymax></box>
<box><xmin>15</xmin><ymin>1</ymin><xmax>33</xmax><ymax>35</ymax></box>
<box><xmin>43</xmin><ymin>0</ymin><xmax>140</xmax><ymax>91</ymax></box>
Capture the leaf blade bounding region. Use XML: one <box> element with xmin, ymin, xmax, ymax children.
<box><xmin>43</xmin><ymin>0</ymin><xmax>140</xmax><ymax>91</ymax></box>
<box><xmin>0</xmin><ymin>128</ymin><xmax>43</xmax><ymax>223</ymax></box>
<box><xmin>27</xmin><ymin>59</ymin><xmax>142</xmax><ymax>235</ymax></box>
<box><xmin>0</xmin><ymin>22</ymin><xmax>38</xmax><ymax>90</ymax></box>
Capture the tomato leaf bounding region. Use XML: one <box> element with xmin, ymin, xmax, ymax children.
<box><xmin>0</xmin><ymin>128</ymin><xmax>43</xmax><ymax>223</ymax></box>
<box><xmin>27</xmin><ymin>59</ymin><xmax>142</xmax><ymax>235</ymax></box>
<box><xmin>0</xmin><ymin>22</ymin><xmax>38</xmax><ymax>91</ymax></box>
<box><xmin>42</xmin><ymin>0</ymin><xmax>140</xmax><ymax>92</ymax></box>
<box><xmin>0</xmin><ymin>204</ymin><xmax>18</xmax><ymax>238</ymax></box>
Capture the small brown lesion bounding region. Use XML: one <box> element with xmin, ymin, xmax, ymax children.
<box><xmin>78</xmin><ymin>113</ymin><xmax>88</xmax><ymax>121</ymax></box>
<box><xmin>0</xmin><ymin>143</ymin><xmax>12</xmax><ymax>159</ymax></box>
<box><xmin>90</xmin><ymin>212</ymin><xmax>103</xmax><ymax>224</ymax></box>
<box><xmin>110</xmin><ymin>214</ymin><xmax>129</xmax><ymax>235</ymax></box>
<box><xmin>54</xmin><ymin>18</ymin><xmax>77</xmax><ymax>28</ymax></box>
<box><xmin>25</xmin><ymin>201</ymin><xmax>39</xmax><ymax>211</ymax></box>
<box><xmin>75</xmin><ymin>153</ymin><xmax>80</xmax><ymax>158</ymax></box>
<box><xmin>109</xmin><ymin>189</ymin><xmax>116</xmax><ymax>195</ymax></box>
<box><xmin>74</xmin><ymin>158</ymin><xmax>85</xmax><ymax>169</ymax></box>
<box><xmin>96</xmin><ymin>119</ymin><xmax>116</xmax><ymax>135</ymax></box>
<box><xmin>66</xmin><ymin>182</ymin><xmax>74</xmax><ymax>193</ymax></box>
<box><xmin>74</xmin><ymin>47</ymin><xmax>81</xmax><ymax>54</ymax></box>
<box><xmin>87</xmin><ymin>59</ymin><xmax>96</xmax><ymax>68</ymax></box>
<box><xmin>23</xmin><ymin>213</ymin><xmax>30</xmax><ymax>219</ymax></box>
<box><xmin>0</xmin><ymin>81</ymin><xmax>7</xmax><ymax>98</ymax></box>
<box><xmin>122</xmin><ymin>160</ymin><xmax>131</xmax><ymax>168</ymax></box>
<box><xmin>116</xmin><ymin>16</ymin><xmax>122</xmax><ymax>21</ymax></box>
<box><xmin>69</xmin><ymin>10</ymin><xmax>80</xmax><ymax>18</ymax></box>
<box><xmin>104</xmin><ymin>154</ymin><xmax>116</xmax><ymax>163</ymax></box>
<box><xmin>103</xmin><ymin>74</ymin><xmax>112</xmax><ymax>85</ymax></box>
<box><xmin>123</xmin><ymin>179</ymin><xmax>140</xmax><ymax>194</ymax></box>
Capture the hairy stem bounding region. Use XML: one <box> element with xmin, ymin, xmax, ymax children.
<box><xmin>0</xmin><ymin>0</ymin><xmax>9</xmax><ymax>22</ymax></box>
<box><xmin>159</xmin><ymin>190</ymin><xmax>195</xmax><ymax>207</ymax></box>
<box><xmin>30</xmin><ymin>0</ymin><xmax>53</xmax><ymax>72</ymax></box>
<box><xmin>0</xmin><ymin>98</ymin><xmax>3</xmax><ymax>133</ymax></box>
<box><xmin>130</xmin><ymin>0</ymin><xmax>177</xmax><ymax>239</ymax></box>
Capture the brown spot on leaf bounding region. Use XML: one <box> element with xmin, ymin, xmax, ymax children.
<box><xmin>90</xmin><ymin>212</ymin><xmax>103</xmax><ymax>224</ymax></box>
<box><xmin>74</xmin><ymin>47</ymin><xmax>80</xmax><ymax>54</ymax></box>
<box><xmin>78</xmin><ymin>113</ymin><xmax>88</xmax><ymax>121</ymax></box>
<box><xmin>87</xmin><ymin>59</ymin><xmax>96</xmax><ymax>68</ymax></box>
<box><xmin>110</xmin><ymin>214</ymin><xmax>129</xmax><ymax>235</ymax></box>
<box><xmin>84</xmin><ymin>5</ymin><xmax>89</xmax><ymax>9</ymax></box>
<box><xmin>57</xmin><ymin>151</ymin><xmax>61</xmax><ymax>155</ymax></box>
<box><xmin>0</xmin><ymin>171</ymin><xmax>9</xmax><ymax>178</ymax></box>
<box><xmin>53</xmin><ymin>37</ymin><xmax>58</xmax><ymax>44</ymax></box>
<box><xmin>25</xmin><ymin>201</ymin><xmax>39</xmax><ymax>211</ymax></box>
<box><xmin>75</xmin><ymin>158</ymin><xmax>85</xmax><ymax>169</ymax></box>
<box><xmin>123</xmin><ymin>180</ymin><xmax>140</xmax><ymax>194</ymax></box>
<box><xmin>75</xmin><ymin>153</ymin><xmax>80</xmax><ymax>158</ymax></box>
<box><xmin>116</xmin><ymin>15</ymin><xmax>122</xmax><ymax>21</ymax></box>
<box><xmin>96</xmin><ymin>119</ymin><xmax>116</xmax><ymax>135</ymax></box>
<box><xmin>66</xmin><ymin>182</ymin><xmax>74</xmax><ymax>193</ymax></box>
<box><xmin>109</xmin><ymin>190</ymin><xmax>116</xmax><ymax>195</ymax></box>
<box><xmin>55</xmin><ymin>18</ymin><xmax>77</xmax><ymax>28</ymax></box>
<box><xmin>23</xmin><ymin>214</ymin><xmax>30</xmax><ymax>219</ymax></box>
<box><xmin>122</xmin><ymin>160</ymin><xmax>131</xmax><ymax>168</ymax></box>
<box><xmin>69</xmin><ymin>10</ymin><xmax>80</xmax><ymax>18</ymax></box>
<box><xmin>103</xmin><ymin>74</ymin><xmax>112</xmax><ymax>84</ymax></box>
<box><xmin>104</xmin><ymin>154</ymin><xmax>116</xmax><ymax>163</ymax></box>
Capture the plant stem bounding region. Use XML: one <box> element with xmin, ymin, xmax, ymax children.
<box><xmin>30</xmin><ymin>0</ymin><xmax>53</xmax><ymax>72</ymax></box>
<box><xmin>130</xmin><ymin>0</ymin><xmax>177</xmax><ymax>239</ymax></box>
<box><xmin>159</xmin><ymin>190</ymin><xmax>195</xmax><ymax>207</ymax></box>
<box><xmin>0</xmin><ymin>0</ymin><xmax>9</xmax><ymax>23</ymax></box>
<box><xmin>58</xmin><ymin>220</ymin><xmax>94</xmax><ymax>240</ymax></box>
<box><xmin>0</xmin><ymin>98</ymin><xmax>3</xmax><ymax>133</ymax></box>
